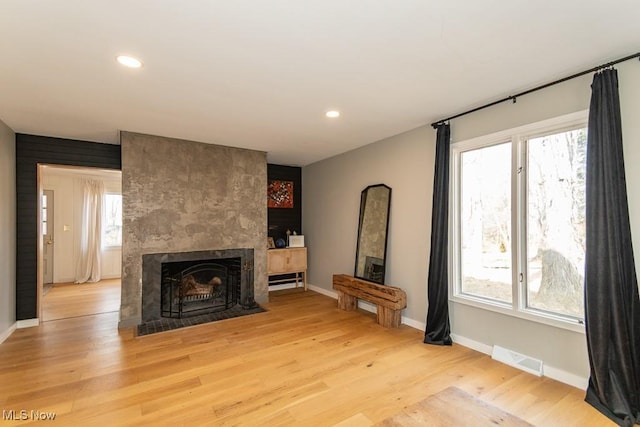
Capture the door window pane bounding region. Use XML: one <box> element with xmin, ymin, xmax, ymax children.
<box><xmin>42</xmin><ymin>194</ymin><xmax>48</xmax><ymax>235</ymax></box>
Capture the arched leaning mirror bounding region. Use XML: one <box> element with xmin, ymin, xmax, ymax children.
<box><xmin>354</xmin><ymin>184</ymin><xmax>391</xmax><ymax>284</ymax></box>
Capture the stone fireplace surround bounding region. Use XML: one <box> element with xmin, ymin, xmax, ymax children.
<box><xmin>141</xmin><ymin>248</ymin><xmax>255</xmax><ymax>323</ymax></box>
<box><xmin>119</xmin><ymin>131</ymin><xmax>268</xmax><ymax>329</ymax></box>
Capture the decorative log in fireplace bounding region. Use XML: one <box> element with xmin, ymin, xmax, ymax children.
<box><xmin>161</xmin><ymin>260</ymin><xmax>240</xmax><ymax>319</ymax></box>
<box><xmin>179</xmin><ymin>274</ymin><xmax>222</xmax><ymax>298</ymax></box>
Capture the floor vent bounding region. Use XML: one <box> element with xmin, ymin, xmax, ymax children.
<box><xmin>491</xmin><ymin>345</ymin><xmax>543</xmax><ymax>377</ymax></box>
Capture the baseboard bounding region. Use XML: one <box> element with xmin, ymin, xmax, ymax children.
<box><xmin>401</xmin><ymin>316</ymin><xmax>426</xmax><ymax>331</ymax></box>
<box><xmin>451</xmin><ymin>333</ymin><xmax>587</xmax><ymax>390</ymax></box>
<box><xmin>0</xmin><ymin>322</ymin><xmax>17</xmax><ymax>344</ymax></box>
<box><xmin>450</xmin><ymin>333</ymin><xmax>494</xmax><ymax>355</ymax></box>
<box><xmin>357</xmin><ymin>299</ymin><xmax>377</xmax><ymax>314</ymax></box>
<box><xmin>543</xmin><ymin>365</ymin><xmax>588</xmax><ymax>390</ymax></box>
<box><xmin>53</xmin><ymin>275</ymin><xmax>121</xmax><ymax>283</ymax></box>
<box><xmin>307</xmin><ymin>283</ymin><xmax>337</xmax><ymax>298</ymax></box>
<box><xmin>268</xmin><ymin>282</ymin><xmax>300</xmax><ymax>291</ymax></box>
<box><xmin>16</xmin><ymin>318</ymin><xmax>40</xmax><ymax>328</ymax></box>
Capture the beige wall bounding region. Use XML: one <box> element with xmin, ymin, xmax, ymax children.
<box><xmin>303</xmin><ymin>59</ymin><xmax>640</xmax><ymax>384</ymax></box>
<box><xmin>303</xmin><ymin>125</ymin><xmax>436</xmax><ymax>322</ymax></box>
<box><xmin>120</xmin><ymin>132</ymin><xmax>268</xmax><ymax>327</ymax></box>
<box><xmin>0</xmin><ymin>119</ymin><xmax>16</xmax><ymax>340</ymax></box>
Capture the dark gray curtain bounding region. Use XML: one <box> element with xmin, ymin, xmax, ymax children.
<box><xmin>584</xmin><ymin>68</ymin><xmax>640</xmax><ymax>426</ymax></box>
<box><xmin>424</xmin><ymin>123</ymin><xmax>452</xmax><ymax>346</ymax></box>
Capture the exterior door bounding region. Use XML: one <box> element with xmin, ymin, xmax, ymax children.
<box><xmin>42</xmin><ymin>190</ymin><xmax>54</xmax><ymax>284</ymax></box>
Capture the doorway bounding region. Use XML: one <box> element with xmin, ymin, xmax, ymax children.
<box><xmin>38</xmin><ymin>165</ymin><xmax>122</xmax><ymax>322</ymax></box>
<box><xmin>15</xmin><ymin>134</ymin><xmax>121</xmax><ymax>322</ymax></box>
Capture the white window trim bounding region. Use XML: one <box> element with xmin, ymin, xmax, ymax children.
<box><xmin>449</xmin><ymin>110</ymin><xmax>589</xmax><ymax>334</ymax></box>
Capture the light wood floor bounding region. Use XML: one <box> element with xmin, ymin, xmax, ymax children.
<box><xmin>1</xmin><ymin>289</ymin><xmax>610</xmax><ymax>426</ymax></box>
<box><xmin>42</xmin><ymin>279</ymin><xmax>121</xmax><ymax>321</ymax></box>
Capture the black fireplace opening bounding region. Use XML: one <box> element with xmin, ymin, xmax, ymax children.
<box><xmin>160</xmin><ymin>257</ymin><xmax>241</xmax><ymax>319</ymax></box>
<box><xmin>140</xmin><ymin>248</ymin><xmax>260</xmax><ymax>335</ymax></box>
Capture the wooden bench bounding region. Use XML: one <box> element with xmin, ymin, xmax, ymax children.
<box><xmin>332</xmin><ymin>274</ymin><xmax>407</xmax><ymax>328</ymax></box>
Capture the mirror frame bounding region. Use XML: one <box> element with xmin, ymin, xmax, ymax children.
<box><xmin>354</xmin><ymin>184</ymin><xmax>391</xmax><ymax>284</ymax></box>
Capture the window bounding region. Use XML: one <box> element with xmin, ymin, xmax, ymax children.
<box><xmin>42</xmin><ymin>193</ymin><xmax>48</xmax><ymax>236</ymax></box>
<box><xmin>452</xmin><ymin>112</ymin><xmax>587</xmax><ymax>327</ymax></box>
<box><xmin>103</xmin><ymin>193</ymin><xmax>122</xmax><ymax>247</ymax></box>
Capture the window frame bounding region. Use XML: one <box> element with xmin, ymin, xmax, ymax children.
<box><xmin>449</xmin><ymin>110</ymin><xmax>588</xmax><ymax>333</ymax></box>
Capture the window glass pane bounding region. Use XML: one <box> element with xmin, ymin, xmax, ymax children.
<box><xmin>526</xmin><ymin>128</ymin><xmax>586</xmax><ymax>319</ymax></box>
<box><xmin>42</xmin><ymin>194</ymin><xmax>48</xmax><ymax>235</ymax></box>
<box><xmin>460</xmin><ymin>142</ymin><xmax>512</xmax><ymax>303</ymax></box>
<box><xmin>103</xmin><ymin>194</ymin><xmax>122</xmax><ymax>246</ymax></box>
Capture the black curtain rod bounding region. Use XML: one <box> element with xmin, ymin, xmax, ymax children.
<box><xmin>431</xmin><ymin>52</ymin><xmax>640</xmax><ymax>129</ymax></box>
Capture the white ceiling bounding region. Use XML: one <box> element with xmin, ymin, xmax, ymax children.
<box><xmin>1</xmin><ymin>1</ymin><xmax>638</xmax><ymax>166</ymax></box>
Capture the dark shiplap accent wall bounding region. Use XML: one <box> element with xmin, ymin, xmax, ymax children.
<box><xmin>267</xmin><ymin>164</ymin><xmax>302</xmax><ymax>242</ymax></box>
<box><xmin>15</xmin><ymin>134</ymin><xmax>121</xmax><ymax>320</ymax></box>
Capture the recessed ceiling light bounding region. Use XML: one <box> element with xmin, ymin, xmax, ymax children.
<box><xmin>326</xmin><ymin>110</ymin><xmax>340</xmax><ymax>118</ymax></box>
<box><xmin>117</xmin><ymin>55</ymin><xmax>143</xmax><ymax>68</ymax></box>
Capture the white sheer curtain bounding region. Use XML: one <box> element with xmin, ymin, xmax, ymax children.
<box><xmin>75</xmin><ymin>179</ymin><xmax>104</xmax><ymax>283</ymax></box>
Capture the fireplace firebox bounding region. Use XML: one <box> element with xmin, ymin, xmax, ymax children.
<box><xmin>161</xmin><ymin>258</ymin><xmax>240</xmax><ymax>318</ymax></box>
<box><xmin>141</xmin><ymin>248</ymin><xmax>256</xmax><ymax>323</ymax></box>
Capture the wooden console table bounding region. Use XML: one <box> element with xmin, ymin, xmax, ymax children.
<box><xmin>268</xmin><ymin>247</ymin><xmax>307</xmax><ymax>291</ymax></box>
<box><xmin>333</xmin><ymin>274</ymin><xmax>407</xmax><ymax>328</ymax></box>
